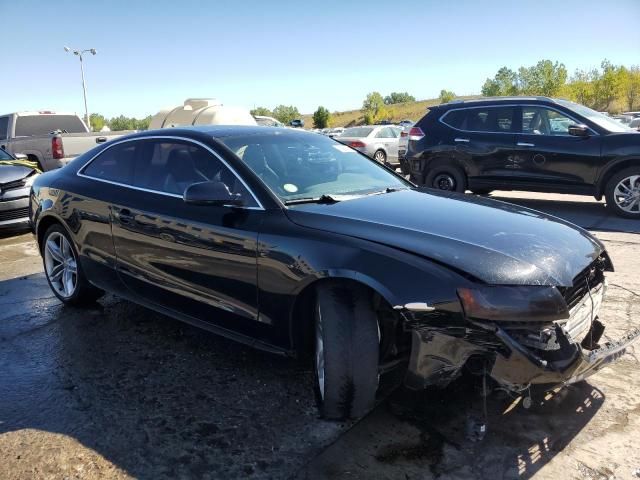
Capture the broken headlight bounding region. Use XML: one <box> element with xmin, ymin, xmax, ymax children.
<box><xmin>457</xmin><ymin>286</ymin><xmax>569</xmax><ymax>323</ymax></box>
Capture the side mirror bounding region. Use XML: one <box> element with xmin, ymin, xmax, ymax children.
<box><xmin>183</xmin><ymin>181</ymin><xmax>244</xmax><ymax>206</ymax></box>
<box><xmin>568</xmin><ymin>124</ymin><xmax>590</xmax><ymax>137</ymax></box>
<box><xmin>13</xmin><ymin>153</ymin><xmax>28</xmax><ymax>160</ymax></box>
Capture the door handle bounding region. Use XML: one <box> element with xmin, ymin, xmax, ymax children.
<box><xmin>517</xmin><ymin>142</ymin><xmax>535</xmax><ymax>147</ymax></box>
<box><xmin>95</xmin><ymin>137</ymin><xmax>108</xmax><ymax>144</ymax></box>
<box><xmin>454</xmin><ymin>138</ymin><xmax>470</xmax><ymax>143</ymax></box>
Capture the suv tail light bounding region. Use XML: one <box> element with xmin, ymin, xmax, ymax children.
<box><xmin>348</xmin><ymin>140</ymin><xmax>366</xmax><ymax>148</ymax></box>
<box><xmin>408</xmin><ymin>127</ymin><xmax>425</xmax><ymax>141</ymax></box>
<box><xmin>52</xmin><ymin>136</ymin><xmax>64</xmax><ymax>159</ymax></box>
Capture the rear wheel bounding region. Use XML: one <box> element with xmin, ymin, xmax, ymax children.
<box><xmin>425</xmin><ymin>165</ymin><xmax>466</xmax><ymax>193</ymax></box>
<box><xmin>605</xmin><ymin>167</ymin><xmax>640</xmax><ymax>218</ymax></box>
<box><xmin>313</xmin><ymin>282</ymin><xmax>379</xmax><ymax>420</ymax></box>
<box><xmin>42</xmin><ymin>224</ymin><xmax>103</xmax><ymax>305</ymax></box>
<box><xmin>373</xmin><ymin>149</ymin><xmax>387</xmax><ymax>164</ymax></box>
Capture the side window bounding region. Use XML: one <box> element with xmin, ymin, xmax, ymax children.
<box><xmin>375</xmin><ymin>127</ymin><xmax>394</xmax><ymax>138</ymax></box>
<box><xmin>493</xmin><ymin>108</ymin><xmax>515</xmax><ymax>132</ymax></box>
<box><xmin>523</xmin><ymin>107</ymin><xmax>576</xmax><ymax>136</ymax></box>
<box><xmin>83</xmin><ymin>142</ymin><xmax>137</xmax><ymax>184</ymax></box>
<box><xmin>132</xmin><ymin>140</ymin><xmax>258</xmax><ymax>206</ymax></box>
<box><xmin>0</xmin><ymin>117</ymin><xmax>9</xmax><ymax>141</ymax></box>
<box><xmin>443</xmin><ymin>107</ymin><xmax>515</xmax><ymax>133</ymax></box>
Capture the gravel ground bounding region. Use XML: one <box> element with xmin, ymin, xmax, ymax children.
<box><xmin>1</xmin><ymin>192</ymin><xmax>639</xmax><ymax>480</ymax></box>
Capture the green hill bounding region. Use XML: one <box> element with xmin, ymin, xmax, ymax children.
<box><xmin>301</xmin><ymin>96</ymin><xmax>480</xmax><ymax>128</ymax></box>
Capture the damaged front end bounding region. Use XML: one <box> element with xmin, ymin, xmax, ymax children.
<box><xmin>403</xmin><ymin>256</ymin><xmax>640</xmax><ymax>393</ymax></box>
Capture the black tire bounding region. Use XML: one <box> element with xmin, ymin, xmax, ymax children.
<box><xmin>313</xmin><ymin>282</ymin><xmax>379</xmax><ymax>420</ymax></box>
<box><xmin>373</xmin><ymin>149</ymin><xmax>387</xmax><ymax>164</ymax></box>
<box><xmin>471</xmin><ymin>188</ymin><xmax>493</xmax><ymax>195</ymax></box>
<box><xmin>424</xmin><ymin>165</ymin><xmax>466</xmax><ymax>193</ymax></box>
<box><xmin>604</xmin><ymin>167</ymin><xmax>640</xmax><ymax>218</ymax></box>
<box><xmin>41</xmin><ymin>224</ymin><xmax>104</xmax><ymax>305</ymax></box>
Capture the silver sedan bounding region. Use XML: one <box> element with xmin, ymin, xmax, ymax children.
<box><xmin>336</xmin><ymin>125</ymin><xmax>402</xmax><ymax>166</ymax></box>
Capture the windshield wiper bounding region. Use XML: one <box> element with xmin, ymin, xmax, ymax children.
<box><xmin>284</xmin><ymin>194</ymin><xmax>342</xmax><ymax>206</ymax></box>
<box><xmin>366</xmin><ymin>187</ymin><xmax>407</xmax><ymax>196</ymax></box>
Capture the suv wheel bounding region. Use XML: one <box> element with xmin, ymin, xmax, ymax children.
<box><xmin>425</xmin><ymin>166</ymin><xmax>466</xmax><ymax>193</ymax></box>
<box><xmin>313</xmin><ymin>282</ymin><xmax>379</xmax><ymax>420</ymax></box>
<box><xmin>605</xmin><ymin>168</ymin><xmax>640</xmax><ymax>218</ymax></box>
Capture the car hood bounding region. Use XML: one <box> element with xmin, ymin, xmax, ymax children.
<box><xmin>0</xmin><ymin>164</ymin><xmax>33</xmax><ymax>184</ymax></box>
<box><xmin>285</xmin><ymin>189</ymin><xmax>605</xmax><ymax>287</ymax></box>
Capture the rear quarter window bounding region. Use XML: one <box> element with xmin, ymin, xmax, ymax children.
<box><xmin>82</xmin><ymin>142</ymin><xmax>137</xmax><ymax>184</ymax></box>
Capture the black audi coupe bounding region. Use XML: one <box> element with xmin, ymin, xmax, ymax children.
<box><xmin>30</xmin><ymin>126</ymin><xmax>639</xmax><ymax>420</ymax></box>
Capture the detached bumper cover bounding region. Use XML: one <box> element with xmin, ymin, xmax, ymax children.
<box><xmin>406</xmin><ymin>323</ymin><xmax>639</xmax><ymax>390</ymax></box>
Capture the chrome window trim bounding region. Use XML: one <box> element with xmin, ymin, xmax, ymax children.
<box><xmin>76</xmin><ymin>135</ymin><xmax>265</xmax><ymax>210</ymax></box>
<box><xmin>439</xmin><ymin>103</ymin><xmax>599</xmax><ymax>136</ymax></box>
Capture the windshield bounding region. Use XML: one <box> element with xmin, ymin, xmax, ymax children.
<box><xmin>218</xmin><ymin>131</ymin><xmax>409</xmax><ymax>203</ymax></box>
<box><xmin>556</xmin><ymin>100</ymin><xmax>634</xmax><ymax>133</ymax></box>
<box><xmin>341</xmin><ymin>127</ymin><xmax>374</xmax><ymax>138</ymax></box>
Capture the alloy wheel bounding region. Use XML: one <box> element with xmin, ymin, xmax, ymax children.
<box><xmin>433</xmin><ymin>173</ymin><xmax>456</xmax><ymax>191</ymax></box>
<box><xmin>374</xmin><ymin>151</ymin><xmax>386</xmax><ymax>163</ymax></box>
<box><xmin>44</xmin><ymin>232</ymin><xmax>78</xmax><ymax>298</ymax></box>
<box><xmin>613</xmin><ymin>175</ymin><xmax>640</xmax><ymax>214</ymax></box>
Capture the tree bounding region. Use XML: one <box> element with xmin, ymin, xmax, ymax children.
<box><xmin>109</xmin><ymin>115</ymin><xmax>151</xmax><ymax>131</ymax></box>
<box><xmin>620</xmin><ymin>66</ymin><xmax>640</xmax><ymax>111</ymax></box>
<box><xmin>593</xmin><ymin>59</ymin><xmax>622</xmax><ymax>110</ymax></box>
<box><xmin>439</xmin><ymin>89</ymin><xmax>456</xmax><ymax>104</ymax></box>
<box><xmin>384</xmin><ymin>92</ymin><xmax>416</xmax><ymax>104</ymax></box>
<box><xmin>362</xmin><ymin>91</ymin><xmax>387</xmax><ymax>124</ymax></box>
<box><xmin>136</xmin><ymin>115</ymin><xmax>152</xmax><ymax>131</ymax></box>
<box><xmin>90</xmin><ymin>113</ymin><xmax>108</xmax><ymax>131</ymax></box>
<box><xmin>481</xmin><ymin>67</ymin><xmax>518</xmax><ymax>96</ymax></box>
<box><xmin>250</xmin><ymin>107</ymin><xmax>272</xmax><ymax>117</ymax></box>
<box><xmin>312</xmin><ymin>106</ymin><xmax>331</xmax><ymax>129</ymax></box>
<box><xmin>566</xmin><ymin>68</ymin><xmax>597</xmax><ymax>106</ymax></box>
<box><xmin>272</xmin><ymin>105</ymin><xmax>300</xmax><ymax>124</ymax></box>
<box><xmin>517</xmin><ymin>60</ymin><xmax>567</xmax><ymax>96</ymax></box>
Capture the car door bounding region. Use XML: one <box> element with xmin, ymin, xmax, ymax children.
<box><xmin>99</xmin><ymin>137</ymin><xmax>265</xmax><ymax>337</ymax></box>
<box><xmin>513</xmin><ymin>105</ymin><xmax>602</xmax><ymax>186</ymax></box>
<box><xmin>441</xmin><ymin>106</ymin><xmax>517</xmax><ymax>184</ymax></box>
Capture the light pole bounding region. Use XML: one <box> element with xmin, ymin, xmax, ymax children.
<box><xmin>64</xmin><ymin>46</ymin><xmax>97</xmax><ymax>130</ymax></box>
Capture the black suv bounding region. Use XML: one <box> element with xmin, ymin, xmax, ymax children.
<box><xmin>402</xmin><ymin>97</ymin><xmax>640</xmax><ymax>218</ymax></box>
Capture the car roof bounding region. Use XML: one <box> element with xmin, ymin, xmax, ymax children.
<box><xmin>120</xmin><ymin>125</ymin><xmax>322</xmax><ymax>141</ymax></box>
<box><xmin>431</xmin><ymin>96</ymin><xmax>563</xmax><ymax>110</ymax></box>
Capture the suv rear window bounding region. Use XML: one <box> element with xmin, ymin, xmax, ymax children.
<box><xmin>442</xmin><ymin>107</ymin><xmax>515</xmax><ymax>133</ymax></box>
<box><xmin>14</xmin><ymin>115</ymin><xmax>87</xmax><ymax>136</ymax></box>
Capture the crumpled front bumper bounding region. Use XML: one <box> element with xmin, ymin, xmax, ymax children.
<box><xmin>406</xmin><ymin>321</ymin><xmax>640</xmax><ymax>391</ymax></box>
<box><xmin>404</xmin><ymin>279</ymin><xmax>640</xmax><ymax>392</ymax></box>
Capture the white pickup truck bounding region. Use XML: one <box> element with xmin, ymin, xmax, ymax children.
<box><xmin>0</xmin><ymin>111</ymin><xmax>132</xmax><ymax>171</ymax></box>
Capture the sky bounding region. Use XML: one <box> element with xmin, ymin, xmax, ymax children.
<box><xmin>0</xmin><ymin>0</ymin><xmax>638</xmax><ymax>119</ymax></box>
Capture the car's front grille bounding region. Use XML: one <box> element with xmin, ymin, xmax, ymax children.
<box><xmin>559</xmin><ymin>259</ymin><xmax>605</xmax><ymax>310</ymax></box>
<box><xmin>0</xmin><ymin>207</ymin><xmax>29</xmax><ymax>222</ymax></box>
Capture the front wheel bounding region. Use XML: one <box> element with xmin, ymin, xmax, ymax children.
<box><xmin>42</xmin><ymin>224</ymin><xmax>103</xmax><ymax>305</ymax></box>
<box><xmin>605</xmin><ymin>168</ymin><xmax>640</xmax><ymax>218</ymax></box>
<box><xmin>314</xmin><ymin>282</ymin><xmax>379</xmax><ymax>420</ymax></box>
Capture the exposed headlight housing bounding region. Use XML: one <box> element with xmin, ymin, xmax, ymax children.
<box><xmin>457</xmin><ymin>286</ymin><xmax>569</xmax><ymax>323</ymax></box>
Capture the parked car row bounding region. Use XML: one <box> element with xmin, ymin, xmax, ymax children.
<box><xmin>401</xmin><ymin>96</ymin><xmax>640</xmax><ymax>218</ymax></box>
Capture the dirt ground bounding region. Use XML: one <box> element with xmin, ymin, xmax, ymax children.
<box><xmin>1</xmin><ymin>192</ymin><xmax>639</xmax><ymax>479</ymax></box>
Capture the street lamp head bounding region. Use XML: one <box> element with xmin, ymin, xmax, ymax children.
<box><xmin>64</xmin><ymin>46</ymin><xmax>70</xmax><ymax>52</ymax></box>
<box><xmin>89</xmin><ymin>48</ymin><xmax>97</xmax><ymax>55</ymax></box>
